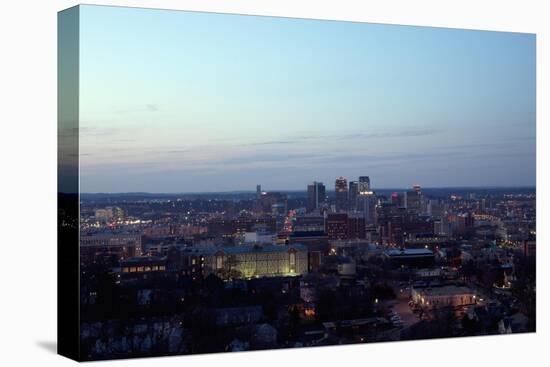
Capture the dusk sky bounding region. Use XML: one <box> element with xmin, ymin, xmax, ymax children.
<box><xmin>78</xmin><ymin>5</ymin><xmax>535</xmax><ymax>193</ymax></box>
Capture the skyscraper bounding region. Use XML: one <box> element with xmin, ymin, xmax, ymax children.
<box><xmin>405</xmin><ymin>185</ymin><xmax>423</xmax><ymax>213</ymax></box>
<box><xmin>358</xmin><ymin>194</ymin><xmax>377</xmax><ymax>225</ymax></box>
<box><xmin>307</xmin><ymin>181</ymin><xmax>326</xmax><ymax>213</ymax></box>
<box><xmin>358</xmin><ymin>176</ymin><xmax>371</xmax><ymax>194</ymax></box>
<box><xmin>357</xmin><ymin>176</ymin><xmax>376</xmax><ymax>224</ymax></box>
<box><xmin>254</xmin><ymin>184</ymin><xmax>262</xmax><ymax>212</ymax></box>
<box><xmin>335</xmin><ymin>176</ymin><xmax>348</xmax><ymax>212</ymax></box>
<box><xmin>256</xmin><ymin>184</ymin><xmax>262</xmax><ymax>199</ymax></box>
<box><xmin>348</xmin><ymin>181</ymin><xmax>359</xmax><ymax>211</ymax></box>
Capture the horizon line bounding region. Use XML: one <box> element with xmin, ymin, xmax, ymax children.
<box><xmin>78</xmin><ymin>184</ymin><xmax>536</xmax><ymax>195</ymax></box>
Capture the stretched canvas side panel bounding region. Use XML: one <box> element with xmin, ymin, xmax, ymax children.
<box><xmin>57</xmin><ymin>5</ymin><xmax>80</xmax><ymax>361</ymax></box>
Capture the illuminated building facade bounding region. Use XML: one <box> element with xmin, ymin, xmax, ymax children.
<box><xmin>411</xmin><ymin>285</ymin><xmax>476</xmax><ymax>309</ymax></box>
<box><xmin>335</xmin><ymin>177</ymin><xmax>348</xmax><ymax>212</ymax></box>
<box><xmin>118</xmin><ymin>256</ymin><xmax>168</xmax><ymax>283</ymax></box>
<box><xmin>405</xmin><ymin>188</ymin><xmax>423</xmax><ymax>214</ymax></box>
<box><xmin>188</xmin><ymin>244</ymin><xmax>308</xmax><ymax>279</ymax></box>
<box><xmin>326</xmin><ymin>213</ymin><xmax>349</xmax><ymax>240</ymax></box>
<box><xmin>357</xmin><ymin>176</ymin><xmax>376</xmax><ymax>224</ymax></box>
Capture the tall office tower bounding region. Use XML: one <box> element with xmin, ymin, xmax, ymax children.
<box><xmin>358</xmin><ymin>176</ymin><xmax>371</xmax><ymax>193</ymax></box>
<box><xmin>348</xmin><ymin>181</ymin><xmax>359</xmax><ymax>211</ymax></box>
<box><xmin>307</xmin><ymin>181</ymin><xmax>326</xmax><ymax>213</ymax></box>
<box><xmin>335</xmin><ymin>176</ymin><xmax>349</xmax><ymax>212</ymax></box>
<box><xmin>317</xmin><ymin>183</ymin><xmax>326</xmax><ymax>209</ymax></box>
<box><xmin>254</xmin><ymin>184</ymin><xmax>263</xmax><ymax>212</ymax></box>
<box><xmin>358</xmin><ymin>194</ymin><xmax>377</xmax><ymax>225</ymax></box>
<box><xmin>357</xmin><ymin>176</ymin><xmax>376</xmax><ymax>224</ymax></box>
<box><xmin>256</xmin><ymin>184</ymin><xmax>262</xmax><ymax>199</ymax></box>
<box><xmin>404</xmin><ymin>185</ymin><xmax>422</xmax><ymax>213</ymax></box>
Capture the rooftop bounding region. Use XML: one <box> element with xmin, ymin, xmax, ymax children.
<box><xmin>413</xmin><ymin>285</ymin><xmax>474</xmax><ymax>296</ymax></box>
<box><xmin>185</xmin><ymin>244</ymin><xmax>307</xmax><ymax>255</ymax></box>
<box><xmin>386</xmin><ymin>248</ymin><xmax>434</xmax><ymax>257</ymax></box>
<box><xmin>121</xmin><ymin>255</ymin><xmax>167</xmax><ymax>264</ymax></box>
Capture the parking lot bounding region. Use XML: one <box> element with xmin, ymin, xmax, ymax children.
<box><xmin>381</xmin><ymin>282</ymin><xmax>421</xmax><ymax>329</ymax></box>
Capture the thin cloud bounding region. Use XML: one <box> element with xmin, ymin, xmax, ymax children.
<box><xmin>339</xmin><ymin>128</ymin><xmax>440</xmax><ymax>140</ymax></box>
<box><xmin>221</xmin><ymin>152</ymin><xmax>323</xmax><ymax>165</ymax></box>
<box><xmin>114</xmin><ymin>104</ymin><xmax>160</xmax><ymax>114</ymax></box>
<box><xmin>79</xmin><ymin>126</ymin><xmax>120</xmax><ymax>137</ymax></box>
<box><xmin>243</xmin><ymin>140</ymin><xmax>295</xmax><ymax>146</ymax></box>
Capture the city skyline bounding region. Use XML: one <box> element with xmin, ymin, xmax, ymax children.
<box><xmin>80</xmin><ymin>182</ymin><xmax>536</xmax><ymax>195</ymax></box>
<box><xmin>77</xmin><ymin>5</ymin><xmax>535</xmax><ymax>193</ymax></box>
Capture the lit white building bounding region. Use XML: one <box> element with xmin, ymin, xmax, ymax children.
<box><xmin>411</xmin><ymin>285</ymin><xmax>476</xmax><ymax>309</ymax></box>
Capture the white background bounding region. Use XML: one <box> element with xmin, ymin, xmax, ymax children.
<box><xmin>0</xmin><ymin>0</ymin><xmax>547</xmax><ymax>365</ymax></box>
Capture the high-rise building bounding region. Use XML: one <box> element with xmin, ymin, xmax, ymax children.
<box><xmin>358</xmin><ymin>194</ymin><xmax>377</xmax><ymax>224</ymax></box>
<box><xmin>357</xmin><ymin>176</ymin><xmax>376</xmax><ymax>224</ymax></box>
<box><xmin>335</xmin><ymin>177</ymin><xmax>348</xmax><ymax>212</ymax></box>
<box><xmin>307</xmin><ymin>181</ymin><xmax>326</xmax><ymax>213</ymax></box>
<box><xmin>376</xmin><ymin>203</ymin><xmax>407</xmax><ymax>245</ymax></box>
<box><xmin>347</xmin><ymin>213</ymin><xmax>366</xmax><ymax>239</ymax></box>
<box><xmin>358</xmin><ymin>176</ymin><xmax>371</xmax><ymax>194</ymax></box>
<box><xmin>326</xmin><ymin>213</ymin><xmax>349</xmax><ymax>240</ymax></box>
<box><xmin>325</xmin><ymin>213</ymin><xmax>366</xmax><ymax>240</ymax></box>
<box><xmin>348</xmin><ymin>181</ymin><xmax>359</xmax><ymax>211</ymax></box>
<box><xmin>405</xmin><ymin>185</ymin><xmax>423</xmax><ymax>213</ymax></box>
<box><xmin>254</xmin><ymin>184</ymin><xmax>263</xmax><ymax>212</ymax></box>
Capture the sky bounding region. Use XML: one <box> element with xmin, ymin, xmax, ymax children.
<box><xmin>77</xmin><ymin>5</ymin><xmax>536</xmax><ymax>193</ymax></box>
